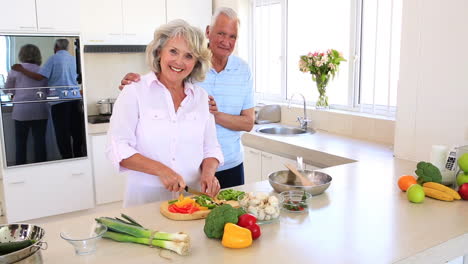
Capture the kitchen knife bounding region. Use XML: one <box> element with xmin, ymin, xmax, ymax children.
<box><xmin>184</xmin><ymin>186</ymin><xmax>208</xmax><ymax>197</ymax></box>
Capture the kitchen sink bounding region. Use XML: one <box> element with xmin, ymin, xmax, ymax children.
<box><xmin>256</xmin><ymin>126</ymin><xmax>314</xmax><ymax>135</ymax></box>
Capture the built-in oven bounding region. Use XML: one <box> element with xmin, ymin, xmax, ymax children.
<box><xmin>0</xmin><ymin>35</ymin><xmax>86</xmax><ymax>167</ymax></box>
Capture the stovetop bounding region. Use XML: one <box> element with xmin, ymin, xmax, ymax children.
<box><xmin>88</xmin><ymin>115</ymin><xmax>111</xmax><ymax>124</ymax></box>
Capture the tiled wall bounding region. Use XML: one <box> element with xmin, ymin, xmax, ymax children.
<box><xmin>280</xmin><ymin>105</ymin><xmax>395</xmax><ymax>146</ymax></box>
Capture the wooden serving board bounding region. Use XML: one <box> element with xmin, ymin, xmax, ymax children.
<box><xmin>159</xmin><ymin>199</ymin><xmax>240</xmax><ymax>221</ymax></box>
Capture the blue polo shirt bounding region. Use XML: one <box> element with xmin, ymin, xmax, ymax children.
<box><xmin>200</xmin><ymin>55</ymin><xmax>254</xmax><ymax>171</ymax></box>
<box><xmin>39</xmin><ymin>50</ymin><xmax>80</xmax><ymax>98</ymax></box>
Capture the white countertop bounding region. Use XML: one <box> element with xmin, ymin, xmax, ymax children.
<box><xmin>34</xmin><ymin>123</ymin><xmax>468</xmax><ymax>263</ymax></box>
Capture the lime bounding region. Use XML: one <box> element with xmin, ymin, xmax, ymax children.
<box><xmin>407</xmin><ymin>184</ymin><xmax>425</xmax><ymax>203</ymax></box>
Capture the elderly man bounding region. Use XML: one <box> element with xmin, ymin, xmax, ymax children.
<box><xmin>120</xmin><ymin>8</ymin><xmax>254</xmax><ymax>188</ymax></box>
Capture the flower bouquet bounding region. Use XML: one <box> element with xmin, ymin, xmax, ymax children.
<box><xmin>299</xmin><ymin>49</ymin><xmax>346</xmax><ymax>108</ymax></box>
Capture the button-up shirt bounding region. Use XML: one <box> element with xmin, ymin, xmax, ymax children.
<box><xmin>107</xmin><ymin>72</ymin><xmax>224</xmax><ymax>188</ymax></box>
<box><xmin>201</xmin><ymin>55</ymin><xmax>254</xmax><ymax>171</ymax></box>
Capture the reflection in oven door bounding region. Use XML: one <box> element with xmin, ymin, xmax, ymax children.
<box><xmin>1</xmin><ymin>98</ymin><xmax>87</xmax><ymax>167</ymax></box>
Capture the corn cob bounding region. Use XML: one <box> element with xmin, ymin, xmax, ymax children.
<box><xmin>423</xmin><ymin>182</ymin><xmax>461</xmax><ymax>200</ymax></box>
<box><xmin>422</xmin><ymin>187</ymin><xmax>454</xmax><ymax>201</ymax></box>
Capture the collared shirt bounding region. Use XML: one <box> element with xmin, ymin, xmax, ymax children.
<box><xmin>5</xmin><ymin>63</ymin><xmax>49</xmax><ymax>121</ymax></box>
<box><xmin>106</xmin><ymin>72</ymin><xmax>224</xmax><ymax>189</ymax></box>
<box><xmin>200</xmin><ymin>55</ymin><xmax>254</xmax><ymax>171</ymax></box>
<box><xmin>39</xmin><ymin>50</ymin><xmax>80</xmax><ymax>99</ymax></box>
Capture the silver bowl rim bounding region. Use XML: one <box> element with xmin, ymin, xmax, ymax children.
<box><xmin>0</xmin><ymin>223</ymin><xmax>46</xmax><ymax>260</ymax></box>
<box><xmin>268</xmin><ymin>169</ymin><xmax>332</xmax><ymax>188</ymax></box>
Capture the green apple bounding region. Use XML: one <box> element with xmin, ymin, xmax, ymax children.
<box><xmin>457</xmin><ymin>153</ymin><xmax>468</xmax><ymax>173</ymax></box>
<box><xmin>407</xmin><ymin>184</ymin><xmax>425</xmax><ymax>203</ymax></box>
<box><xmin>456</xmin><ymin>171</ymin><xmax>468</xmax><ymax>186</ymax></box>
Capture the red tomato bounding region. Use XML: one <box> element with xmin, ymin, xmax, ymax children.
<box><xmin>244</xmin><ymin>223</ymin><xmax>261</xmax><ymax>240</ymax></box>
<box><xmin>237</xmin><ymin>214</ymin><xmax>257</xmax><ymax>227</ymax></box>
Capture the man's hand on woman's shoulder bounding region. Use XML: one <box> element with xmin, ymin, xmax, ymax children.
<box><xmin>119</xmin><ymin>72</ymin><xmax>141</xmax><ymax>90</ymax></box>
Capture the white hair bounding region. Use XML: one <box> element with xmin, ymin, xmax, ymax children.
<box><xmin>210</xmin><ymin>7</ymin><xmax>240</xmax><ymax>28</ymax></box>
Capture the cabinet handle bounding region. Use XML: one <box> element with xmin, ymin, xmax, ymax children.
<box><xmin>249</xmin><ymin>150</ymin><xmax>259</xmax><ymax>154</ymax></box>
<box><xmin>39</xmin><ymin>27</ymin><xmax>54</xmax><ymax>30</ymax></box>
<box><xmin>261</xmin><ymin>154</ymin><xmax>272</xmax><ymax>159</ymax></box>
<box><xmin>71</xmin><ymin>172</ymin><xmax>84</xmax><ymax>177</ymax></box>
<box><xmin>19</xmin><ymin>26</ymin><xmax>36</xmax><ymax>29</ymax></box>
<box><xmin>108</xmin><ymin>33</ymin><xmax>121</xmax><ymax>36</ymax></box>
<box><xmin>9</xmin><ymin>181</ymin><xmax>25</xmax><ymax>185</ymax></box>
<box><xmin>123</xmin><ymin>33</ymin><xmax>137</xmax><ymax>36</ymax></box>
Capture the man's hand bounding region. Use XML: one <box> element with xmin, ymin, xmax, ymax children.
<box><xmin>119</xmin><ymin>72</ymin><xmax>141</xmax><ymax>90</ymax></box>
<box><xmin>208</xmin><ymin>95</ymin><xmax>218</xmax><ymax>114</ymax></box>
<box><xmin>11</xmin><ymin>64</ymin><xmax>24</xmax><ymax>72</ymax></box>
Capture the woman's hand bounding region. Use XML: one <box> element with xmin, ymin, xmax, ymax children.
<box><xmin>200</xmin><ymin>157</ymin><xmax>221</xmax><ymax>197</ymax></box>
<box><xmin>159</xmin><ymin>167</ymin><xmax>186</xmax><ymax>192</ymax></box>
<box><xmin>201</xmin><ymin>174</ymin><xmax>220</xmax><ymax>197</ymax></box>
<box><xmin>119</xmin><ymin>72</ymin><xmax>141</xmax><ymax>90</ymax></box>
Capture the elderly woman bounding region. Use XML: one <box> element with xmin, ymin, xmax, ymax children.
<box><xmin>107</xmin><ymin>20</ymin><xmax>223</xmax><ymax>207</ymax></box>
<box><xmin>5</xmin><ymin>44</ymin><xmax>49</xmax><ymax>165</ymax></box>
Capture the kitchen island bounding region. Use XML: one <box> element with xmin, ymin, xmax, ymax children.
<box><xmin>36</xmin><ymin>155</ymin><xmax>468</xmax><ymax>264</ymax></box>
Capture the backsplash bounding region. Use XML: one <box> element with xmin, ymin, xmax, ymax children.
<box><xmin>281</xmin><ymin>105</ymin><xmax>395</xmax><ymax>146</ymax></box>
<box><xmin>83</xmin><ymin>53</ymin><xmax>147</xmax><ymax>116</ymax></box>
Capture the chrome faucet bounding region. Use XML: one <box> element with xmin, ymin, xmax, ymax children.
<box><xmin>288</xmin><ymin>93</ymin><xmax>310</xmax><ymax>130</ymax></box>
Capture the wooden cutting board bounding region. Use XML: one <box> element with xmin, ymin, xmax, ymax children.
<box><xmin>159</xmin><ymin>199</ymin><xmax>240</xmax><ymax>221</ymax></box>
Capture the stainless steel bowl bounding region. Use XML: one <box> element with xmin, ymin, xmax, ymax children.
<box><xmin>268</xmin><ymin>170</ymin><xmax>332</xmax><ymax>195</ymax></box>
<box><xmin>0</xmin><ymin>224</ymin><xmax>47</xmax><ymax>263</ymax></box>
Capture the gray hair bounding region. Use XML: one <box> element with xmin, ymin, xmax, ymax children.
<box><xmin>146</xmin><ymin>19</ymin><xmax>211</xmax><ymax>83</ymax></box>
<box><xmin>55</xmin><ymin>39</ymin><xmax>69</xmax><ymax>50</ymax></box>
<box><xmin>18</xmin><ymin>44</ymin><xmax>42</xmax><ymax>65</ymax></box>
<box><xmin>210</xmin><ymin>7</ymin><xmax>240</xmax><ymax>28</ymax></box>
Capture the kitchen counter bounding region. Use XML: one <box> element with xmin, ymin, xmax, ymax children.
<box><xmin>65</xmin><ymin>122</ymin><xmax>468</xmax><ymax>263</ymax></box>
<box><xmin>37</xmin><ymin>163</ymin><xmax>467</xmax><ymax>263</ymax></box>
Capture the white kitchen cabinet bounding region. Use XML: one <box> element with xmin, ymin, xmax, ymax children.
<box><xmin>2</xmin><ymin>159</ymin><xmax>94</xmax><ymax>222</ymax></box>
<box><xmin>91</xmin><ymin>134</ymin><xmax>126</xmax><ymax>204</ymax></box>
<box><xmin>243</xmin><ymin>146</ymin><xmax>262</xmax><ymax>184</ymax></box>
<box><xmin>166</xmin><ymin>0</ymin><xmax>212</xmax><ymax>31</ymax></box>
<box><xmin>0</xmin><ymin>0</ymin><xmax>79</xmax><ymax>33</ymax></box>
<box><xmin>36</xmin><ymin>0</ymin><xmax>80</xmax><ymax>33</ymax></box>
<box><xmin>80</xmin><ymin>0</ymin><xmax>166</xmax><ymax>45</ymax></box>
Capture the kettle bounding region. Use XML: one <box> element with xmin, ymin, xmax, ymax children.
<box><xmin>96</xmin><ymin>98</ymin><xmax>116</xmax><ymax>115</ymax></box>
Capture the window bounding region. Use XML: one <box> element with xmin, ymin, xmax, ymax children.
<box><xmin>252</xmin><ymin>0</ymin><xmax>402</xmax><ymax>117</ymax></box>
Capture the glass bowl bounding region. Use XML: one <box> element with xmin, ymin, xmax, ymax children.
<box><xmin>279</xmin><ymin>190</ymin><xmax>312</xmax><ymax>213</ymax></box>
<box><xmin>237</xmin><ymin>192</ymin><xmax>281</xmax><ymax>224</ymax></box>
<box><xmin>60</xmin><ymin>222</ymin><xmax>107</xmax><ymax>255</ymax></box>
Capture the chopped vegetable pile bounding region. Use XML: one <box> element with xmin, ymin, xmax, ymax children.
<box><xmin>282</xmin><ymin>191</ymin><xmax>308</xmax><ymax>211</ymax></box>
<box><xmin>217</xmin><ymin>189</ymin><xmax>245</xmax><ymax>201</ymax></box>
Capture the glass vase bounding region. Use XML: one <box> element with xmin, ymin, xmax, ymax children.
<box><xmin>314</xmin><ymin>75</ymin><xmax>329</xmax><ymax>109</ymax></box>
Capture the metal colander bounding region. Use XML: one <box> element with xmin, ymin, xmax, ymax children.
<box><xmin>0</xmin><ymin>224</ymin><xmax>47</xmax><ymax>264</ymax></box>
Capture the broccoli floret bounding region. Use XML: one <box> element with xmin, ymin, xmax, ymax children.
<box><xmin>415</xmin><ymin>161</ymin><xmax>442</xmax><ymax>184</ymax></box>
<box><xmin>203</xmin><ymin>204</ymin><xmax>245</xmax><ymax>239</ymax></box>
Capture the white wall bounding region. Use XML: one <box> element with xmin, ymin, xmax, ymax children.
<box><xmin>394</xmin><ymin>0</ymin><xmax>468</xmax><ymax>161</ymax></box>
<box><xmin>83</xmin><ymin>53</ymin><xmax>147</xmax><ymax>115</ymax></box>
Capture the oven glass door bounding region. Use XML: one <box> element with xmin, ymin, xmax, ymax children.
<box><xmin>0</xmin><ymin>86</ymin><xmax>87</xmax><ymax>167</ymax></box>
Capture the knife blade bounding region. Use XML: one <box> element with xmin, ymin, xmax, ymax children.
<box><xmin>184</xmin><ymin>186</ymin><xmax>208</xmax><ymax>197</ymax></box>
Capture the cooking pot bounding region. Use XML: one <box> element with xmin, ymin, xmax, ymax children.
<box><xmin>96</xmin><ymin>98</ymin><xmax>116</xmax><ymax>115</ymax></box>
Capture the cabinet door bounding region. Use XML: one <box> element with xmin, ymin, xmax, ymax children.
<box><xmin>3</xmin><ymin>159</ymin><xmax>94</xmax><ymax>222</ymax></box>
<box><xmin>166</xmin><ymin>0</ymin><xmax>212</xmax><ymax>31</ymax></box>
<box><xmin>243</xmin><ymin>146</ymin><xmax>262</xmax><ymax>183</ymax></box>
<box><xmin>36</xmin><ymin>0</ymin><xmax>80</xmax><ymax>32</ymax></box>
<box><xmin>261</xmin><ymin>152</ymin><xmax>296</xmax><ymax>181</ymax></box>
<box><xmin>80</xmin><ymin>0</ymin><xmax>122</xmax><ymax>44</ymax></box>
<box><xmin>91</xmin><ymin>135</ymin><xmax>126</xmax><ymax>204</ymax></box>
<box><xmin>122</xmin><ymin>0</ymin><xmax>166</xmax><ymax>45</ymax></box>
<box><xmin>0</xmin><ymin>0</ymin><xmax>37</xmax><ymax>32</ymax></box>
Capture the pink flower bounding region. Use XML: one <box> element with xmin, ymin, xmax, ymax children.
<box><xmin>315</xmin><ymin>60</ymin><xmax>323</xmax><ymax>67</ymax></box>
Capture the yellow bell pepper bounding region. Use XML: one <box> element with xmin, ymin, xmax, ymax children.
<box><xmin>221</xmin><ymin>223</ymin><xmax>253</xmax><ymax>249</ymax></box>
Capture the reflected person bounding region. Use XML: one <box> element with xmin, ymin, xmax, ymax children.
<box><xmin>12</xmin><ymin>39</ymin><xmax>84</xmax><ymax>159</ymax></box>
<box><xmin>5</xmin><ymin>44</ymin><xmax>49</xmax><ymax>165</ymax></box>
